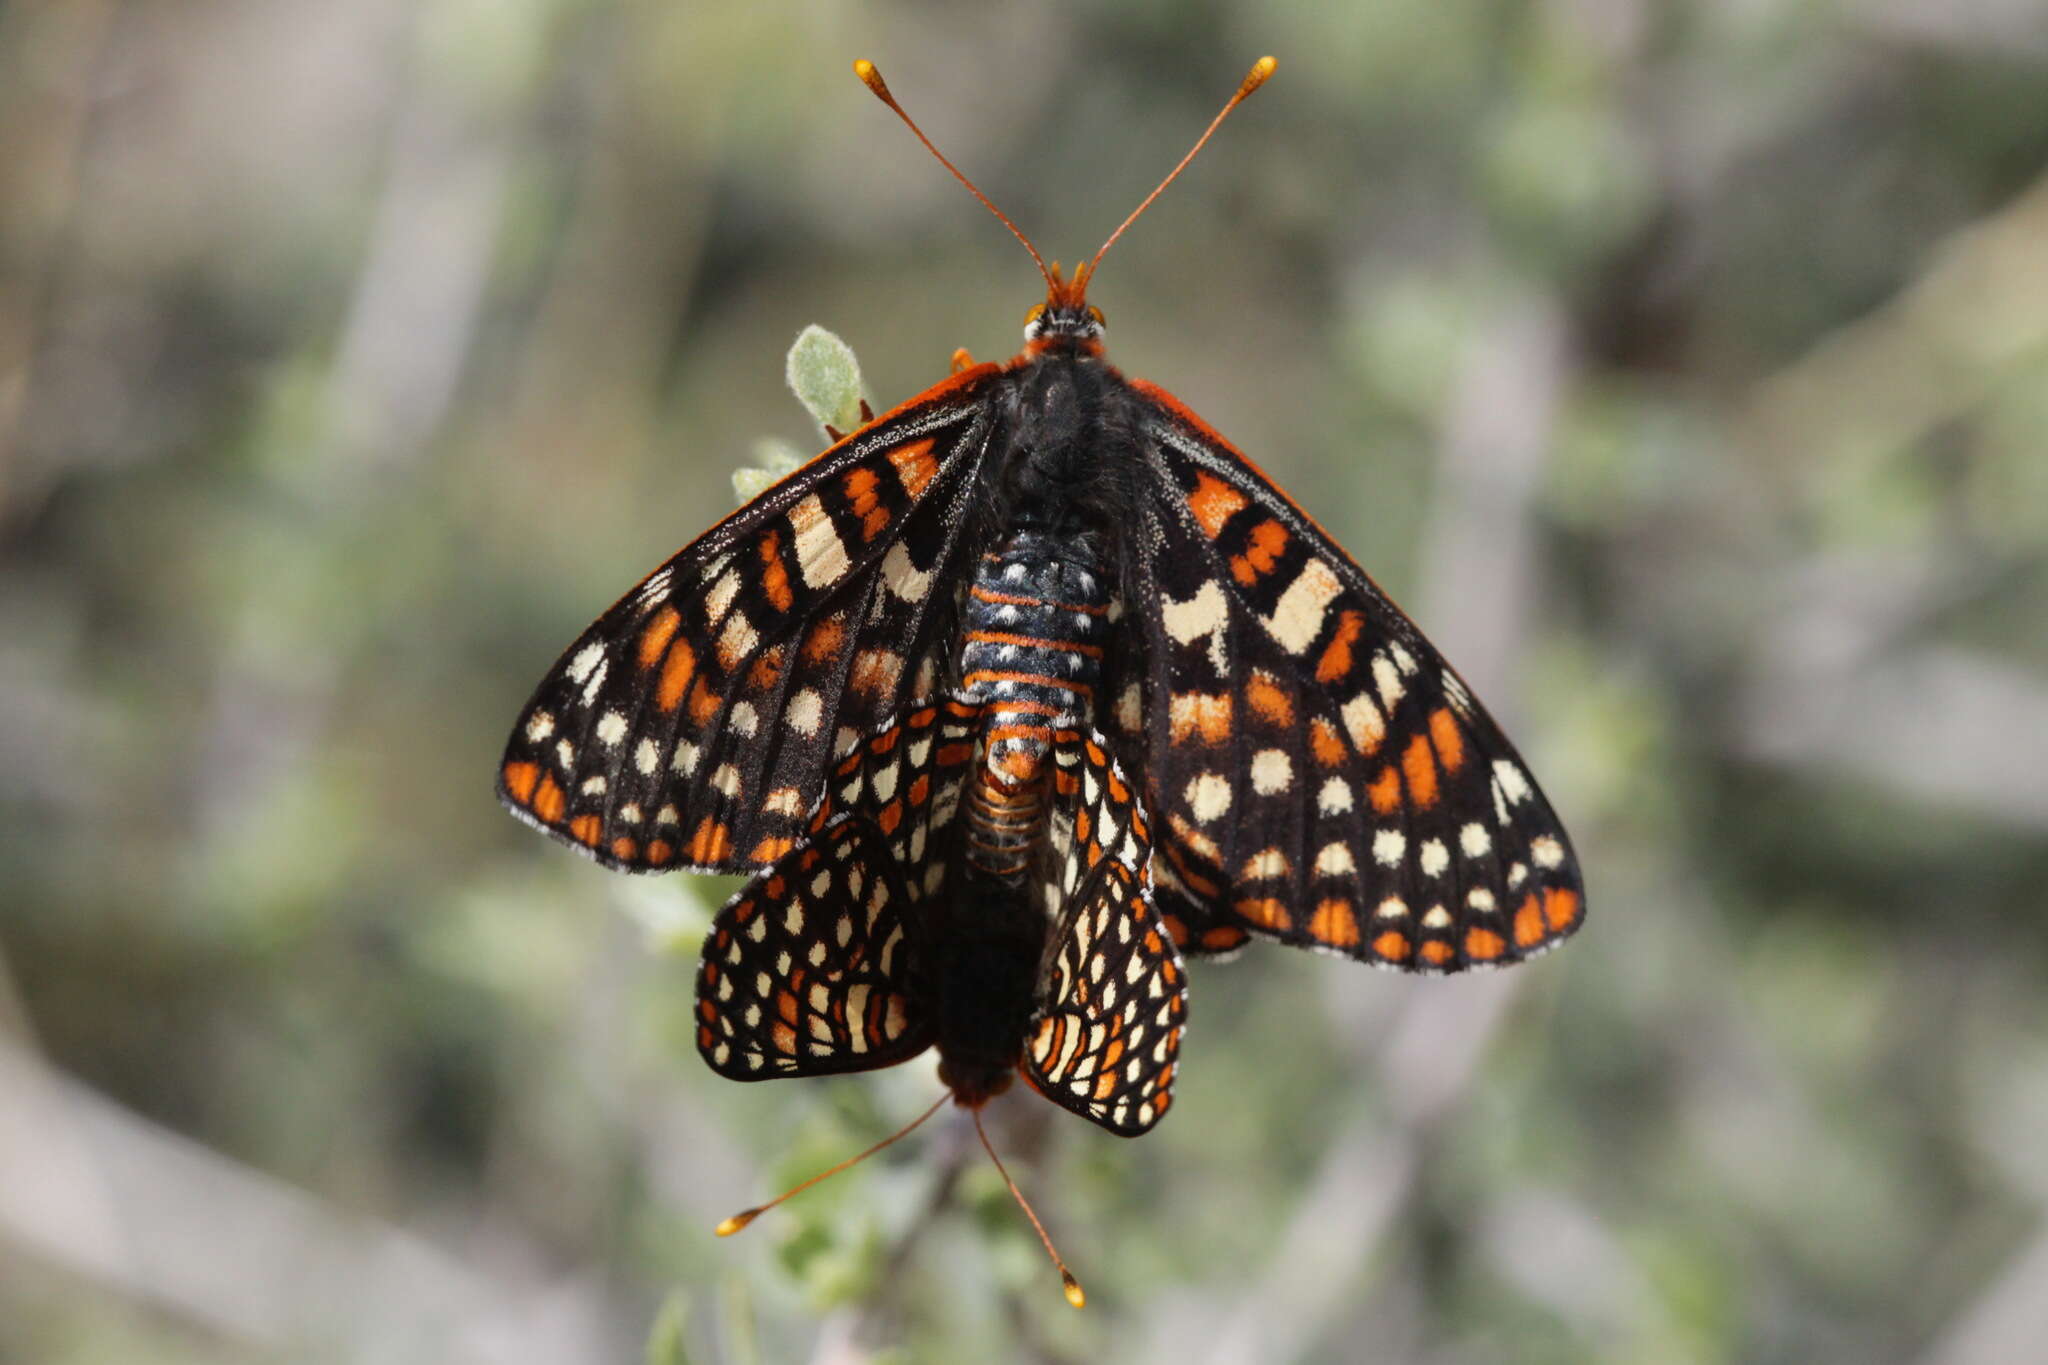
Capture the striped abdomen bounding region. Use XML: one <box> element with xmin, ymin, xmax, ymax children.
<box><xmin>958</xmin><ymin>530</ymin><xmax>1112</xmax><ymax>881</ymax></box>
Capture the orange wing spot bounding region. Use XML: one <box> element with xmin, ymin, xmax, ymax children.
<box><xmin>1465</xmin><ymin>927</ymin><xmax>1506</xmax><ymax>961</ymax></box>
<box><xmin>1169</xmin><ymin>692</ymin><xmax>1234</xmax><ymax>745</ymax></box>
<box><xmin>610</xmin><ymin>835</ymin><xmax>639</xmax><ymax>861</ymax></box>
<box><xmin>656</xmin><ymin>637</ymin><xmax>697</xmax><ymax>712</ymax></box>
<box><xmin>1245</xmin><ymin>671</ymin><xmax>1295</xmax><ymax>727</ymax></box>
<box><xmin>877</xmin><ymin>800</ymin><xmax>904</xmax><ymax>834</ymax></box>
<box><xmin>843</xmin><ymin>468</ymin><xmax>890</xmax><ymax>541</ymax></box>
<box><xmin>1160</xmin><ymin>957</ymin><xmax>1180</xmax><ymax>986</ymax></box>
<box><xmin>1085</xmin><ymin>739</ymin><xmax>1108</xmax><ymax>767</ymax></box>
<box><xmin>1428</xmin><ymin>707</ymin><xmax>1465</xmax><ymax>774</ymax></box>
<box><xmin>747</xmin><ymin>646</ymin><xmax>785</xmax><ymax>693</ymax></box>
<box><xmin>849</xmin><ymin>649</ymin><xmax>902</xmax><ymax>696</ymax></box>
<box><xmin>646</xmin><ymin>839</ymin><xmax>674</xmax><ymax>866</ymax></box>
<box><xmin>1143</xmin><ymin>929</ymin><xmax>1164</xmax><ymax>955</ymax></box>
<box><xmin>687</xmin><ymin>818</ymin><xmax>733</xmax><ymax>863</ymax></box>
<box><xmin>937</xmin><ymin>742</ymin><xmax>976</xmax><ymax>767</ymax></box>
<box><xmin>568</xmin><ymin>814</ymin><xmax>601</xmax><ymax>846</ymax></box>
<box><xmin>502</xmin><ymin>761</ymin><xmax>540</xmax><ymax>804</ymax></box>
<box><xmin>1309</xmin><ymin>717</ymin><xmax>1346</xmax><ymax>767</ymax></box>
<box><xmin>1108</xmin><ymin>771</ymin><xmax>1130</xmax><ymax>804</ymax></box>
<box><xmin>1543</xmin><ymin>887</ymin><xmax>1581</xmax><ymax>932</ymax></box>
<box><xmin>1401</xmin><ymin>733</ymin><xmax>1440</xmax><ymax>810</ymax></box>
<box><xmin>638</xmin><ymin>606</ymin><xmax>681</xmax><ymax>671</ymax></box>
<box><xmin>1102</xmin><ymin>1038</ymin><xmax>1126</xmax><ymax>1070</ymax></box>
<box><xmin>1234</xmin><ymin>897</ymin><xmax>1292</xmax><ymax>931</ymax></box>
<box><xmin>1229</xmin><ymin>519</ymin><xmax>1289</xmax><ymax>585</ymax></box>
<box><xmin>887</xmin><ymin>437</ymin><xmax>939</xmax><ymax>497</ymax></box>
<box><xmin>1367</xmin><ymin>765</ymin><xmax>1402</xmax><ymax>815</ymax></box>
<box><xmin>1316</xmin><ymin>611</ymin><xmax>1365</xmax><ymax>684</ymax></box>
<box><xmin>868</xmin><ymin>728</ymin><xmax>901</xmax><ymax>754</ymax></box>
<box><xmin>1513</xmin><ymin>893</ymin><xmax>1545</xmax><ymax>946</ymax></box>
<box><xmin>775</xmin><ymin>989</ymin><xmax>800</xmax><ymax>1026</ymax></box>
<box><xmin>800</xmin><ymin>616</ymin><xmax>846</xmax><ymax>664</ymax></box>
<box><xmin>698</xmin><ymin>1024</ymin><xmax>715</xmax><ymax>1051</ymax></box>
<box><xmin>1418</xmin><ymin>940</ymin><xmax>1454</xmax><ymax>967</ymax></box>
<box><xmin>1372</xmin><ymin>930</ymin><xmax>1412</xmax><ymax>962</ymax></box>
<box><xmin>687</xmin><ymin>677</ymin><xmax>722</xmax><ymax>727</ymax></box>
<box><xmin>1201</xmin><ymin>926</ymin><xmax>1249</xmax><ymax>952</ymax></box>
<box><xmin>758</xmin><ymin>533</ymin><xmax>794</xmax><ymax>611</ymax></box>
<box><xmin>771</xmin><ymin>1021</ymin><xmax>798</xmax><ymax>1055</ymax></box>
<box><xmin>748</xmin><ymin>836</ymin><xmax>794</xmax><ymax>862</ymax></box>
<box><xmin>1162</xmin><ymin>913</ymin><xmax>1191</xmax><ymax>946</ymax></box>
<box><xmin>532</xmin><ymin>775</ymin><xmax>567</xmax><ymax>824</ymax></box>
<box><xmin>763</xmin><ymin>877</ymin><xmax>785</xmax><ymax>900</ymax></box>
<box><xmin>908</xmin><ymin>773</ymin><xmax>930</xmax><ymax>807</ymax></box>
<box><xmin>698</xmin><ymin>1000</ymin><xmax>718</xmax><ymax>1024</ymax></box>
<box><xmin>1308</xmin><ymin>898</ymin><xmax>1360</xmax><ymax>948</ymax></box>
<box><xmin>1187</xmin><ymin>471</ymin><xmax>1249</xmax><ymax>538</ymax></box>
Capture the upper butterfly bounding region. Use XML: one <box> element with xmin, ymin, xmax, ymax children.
<box><xmin>498</xmin><ymin>55</ymin><xmax>1585</xmax><ymax>976</ymax></box>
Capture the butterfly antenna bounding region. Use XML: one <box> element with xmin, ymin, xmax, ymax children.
<box><xmin>972</xmin><ymin>1107</ymin><xmax>1086</xmax><ymax>1309</ymax></box>
<box><xmin>716</xmin><ymin>1093</ymin><xmax>949</xmax><ymax>1237</ymax></box>
<box><xmin>854</xmin><ymin>59</ymin><xmax>1057</xmax><ymax>294</ymax></box>
<box><xmin>1080</xmin><ymin>55</ymin><xmax>1277</xmax><ymax>289</ymax></box>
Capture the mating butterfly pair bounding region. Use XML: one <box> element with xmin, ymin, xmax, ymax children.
<box><xmin>496</xmin><ymin>52</ymin><xmax>1584</xmax><ymax>1298</ymax></box>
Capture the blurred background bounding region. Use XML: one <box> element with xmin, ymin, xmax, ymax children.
<box><xmin>5</xmin><ymin>1</ymin><xmax>2048</xmax><ymax>1361</ymax></box>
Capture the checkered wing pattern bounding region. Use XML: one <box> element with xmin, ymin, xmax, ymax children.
<box><xmin>1025</xmin><ymin>856</ymin><xmax>1188</xmax><ymax>1137</ymax></box>
<box><xmin>694</xmin><ymin>816</ymin><xmax>935</xmax><ymax>1080</ymax></box>
<box><xmin>801</xmin><ymin>700</ymin><xmax>982</xmax><ymax>901</ymax></box>
<box><xmin>1122</xmin><ymin>382</ymin><xmax>1585</xmax><ymax>974</ymax></box>
<box><xmin>499</xmin><ymin>367</ymin><xmax>1003</xmax><ymax>875</ymax></box>
<box><xmin>1038</xmin><ymin>728</ymin><xmax>1153</xmax><ymax>914</ymax></box>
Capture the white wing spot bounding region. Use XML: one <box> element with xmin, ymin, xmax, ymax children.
<box><xmin>790</xmin><ymin>494</ymin><xmax>851</xmax><ymax>588</ymax></box>
<box><xmin>580</xmin><ymin>776</ymin><xmax>606</xmax><ymax>796</ymax></box>
<box><xmin>1372</xmin><ymin>654</ymin><xmax>1405</xmax><ymax>709</ymax></box>
<box><xmin>787</xmin><ymin>689</ymin><xmax>824</xmax><ymax>737</ymax></box>
<box><xmin>1375</xmin><ymin>897</ymin><xmax>1408</xmax><ymax>919</ymax></box>
<box><xmin>1341</xmin><ymin>692</ymin><xmax>1385</xmax><ymax>754</ymax></box>
<box><xmin>567</xmin><ymin>643</ymin><xmax>604</xmax><ymax>685</ymax></box>
<box><xmin>1184</xmin><ymin>772</ymin><xmax>1232</xmax><ymax>822</ymax></box>
<box><xmin>1317</xmin><ymin>776</ymin><xmax>1353</xmax><ymax>814</ymax></box>
<box><xmin>729</xmin><ymin>701</ymin><xmax>759</xmax><ymax>737</ymax></box>
<box><xmin>1420</xmin><ymin>839</ymin><xmax>1449</xmax><ymax>877</ymax></box>
<box><xmin>1421</xmin><ymin>904</ymin><xmax>1453</xmax><ymax>930</ymax></box>
<box><xmin>636</xmin><ymin>739</ymin><xmax>659</xmax><ymax>775</ymax></box>
<box><xmin>1494</xmin><ymin>760</ymin><xmax>1533</xmax><ymax>805</ymax></box>
<box><xmin>595</xmin><ymin>711</ymin><xmax>627</xmax><ymax>747</ymax></box>
<box><xmin>1531</xmin><ymin>835</ymin><xmax>1565</xmax><ymax>869</ymax></box>
<box><xmin>1372</xmin><ymin>829</ymin><xmax>1406</xmax><ymax>868</ymax></box>
<box><xmin>1315</xmin><ymin>842</ymin><xmax>1355</xmax><ymax>876</ymax></box>
<box><xmin>1161</xmin><ymin>581</ymin><xmax>1230</xmax><ymax>675</ymax></box>
<box><xmin>1461</xmin><ymin>823</ymin><xmax>1492</xmax><ymax>858</ymax></box>
<box><xmin>1264</xmin><ymin>558</ymin><xmax>1343</xmax><ymax>655</ymax></box>
<box><xmin>710</xmin><ymin>763</ymin><xmax>740</xmax><ymax>797</ymax></box>
<box><xmin>525</xmin><ymin>711</ymin><xmax>555</xmax><ymax>742</ymax></box>
<box><xmin>1250</xmin><ymin>748</ymin><xmax>1292</xmax><ymax>795</ymax></box>
<box><xmin>882</xmin><ymin>542</ymin><xmax>932</xmax><ymax>601</ymax></box>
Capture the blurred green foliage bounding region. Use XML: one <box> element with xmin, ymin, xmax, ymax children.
<box><xmin>4</xmin><ymin>2</ymin><xmax>2048</xmax><ymax>1363</ymax></box>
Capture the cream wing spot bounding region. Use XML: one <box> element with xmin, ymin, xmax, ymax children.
<box><xmin>1250</xmin><ymin>748</ymin><xmax>1293</xmax><ymax>795</ymax></box>
<box><xmin>1318</xmin><ymin>776</ymin><xmax>1353</xmax><ymax>815</ymax></box>
<box><xmin>1372</xmin><ymin>828</ymin><xmax>1406</xmax><ymax>868</ymax></box>
<box><xmin>787</xmin><ymin>689</ymin><xmax>824</xmax><ymax>737</ymax></box>
<box><xmin>1264</xmin><ymin>558</ymin><xmax>1343</xmax><ymax>654</ymax></box>
<box><xmin>1419</xmin><ymin>839</ymin><xmax>1449</xmax><ymax>877</ymax></box>
<box><xmin>1184</xmin><ymin>772</ymin><xmax>1232</xmax><ymax>822</ymax></box>
<box><xmin>1461</xmin><ymin>823</ymin><xmax>1492</xmax><ymax>858</ymax></box>
<box><xmin>790</xmin><ymin>494</ymin><xmax>851</xmax><ymax>588</ymax></box>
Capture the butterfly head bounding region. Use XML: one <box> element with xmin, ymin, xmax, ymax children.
<box><xmin>1022</xmin><ymin>262</ymin><xmax>1107</xmax><ymax>352</ymax></box>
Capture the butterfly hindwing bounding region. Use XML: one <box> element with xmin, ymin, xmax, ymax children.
<box><xmin>1124</xmin><ymin>380</ymin><xmax>1585</xmax><ymax>974</ymax></box>
<box><xmin>694</xmin><ymin>815</ymin><xmax>936</xmax><ymax>1080</ymax></box>
<box><xmin>1025</xmin><ymin>855</ymin><xmax>1188</xmax><ymax>1137</ymax></box>
<box><xmin>500</xmin><ymin>367</ymin><xmax>1004</xmax><ymax>875</ymax></box>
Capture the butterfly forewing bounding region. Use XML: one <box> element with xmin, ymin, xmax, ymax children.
<box><xmin>1125</xmin><ymin>381</ymin><xmax>1585</xmax><ymax>973</ymax></box>
<box><xmin>695</xmin><ymin>816</ymin><xmax>937</xmax><ymax>1079</ymax></box>
<box><xmin>500</xmin><ymin>367</ymin><xmax>1003</xmax><ymax>874</ymax></box>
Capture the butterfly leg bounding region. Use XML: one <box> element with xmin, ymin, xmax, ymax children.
<box><xmin>950</xmin><ymin>347</ymin><xmax>975</xmax><ymax>374</ymax></box>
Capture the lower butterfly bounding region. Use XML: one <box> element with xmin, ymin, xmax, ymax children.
<box><xmin>696</xmin><ymin>703</ymin><xmax>1185</xmax><ymax>1306</ymax></box>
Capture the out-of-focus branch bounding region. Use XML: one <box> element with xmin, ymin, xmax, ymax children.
<box><xmin>0</xmin><ymin>1036</ymin><xmax>624</xmax><ymax>1363</ymax></box>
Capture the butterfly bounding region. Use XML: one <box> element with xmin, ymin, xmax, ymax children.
<box><xmin>497</xmin><ymin>53</ymin><xmax>1584</xmax><ymax>977</ymax></box>
<box><xmin>698</xmin><ymin>703</ymin><xmax>1185</xmax><ymax>1305</ymax></box>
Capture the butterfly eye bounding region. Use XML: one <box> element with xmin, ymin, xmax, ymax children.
<box><xmin>1087</xmin><ymin>305</ymin><xmax>1105</xmax><ymax>328</ymax></box>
